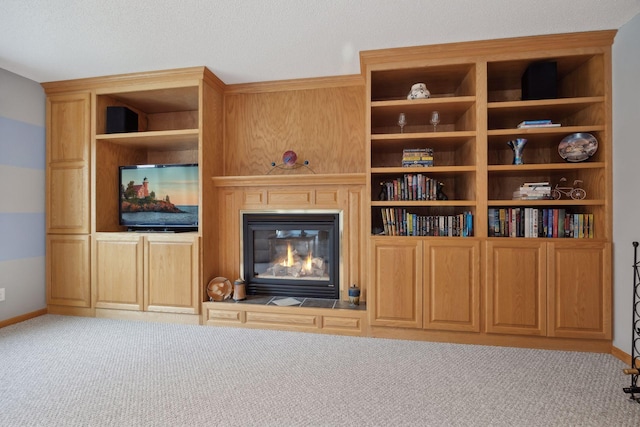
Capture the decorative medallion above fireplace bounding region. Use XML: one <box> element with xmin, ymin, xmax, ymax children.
<box><xmin>241</xmin><ymin>211</ymin><xmax>341</xmax><ymax>299</ymax></box>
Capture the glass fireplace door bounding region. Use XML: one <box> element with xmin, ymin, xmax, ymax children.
<box><xmin>242</xmin><ymin>213</ymin><xmax>340</xmax><ymax>298</ymax></box>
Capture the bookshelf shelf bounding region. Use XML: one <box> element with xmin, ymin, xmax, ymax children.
<box><xmin>372</xmin><ymin>165</ymin><xmax>476</xmax><ymax>174</ymax></box>
<box><xmin>488</xmin><ymin>162</ymin><xmax>605</xmax><ymax>172</ymax></box>
<box><xmin>488</xmin><ymin>199</ymin><xmax>604</xmax><ymax>206</ymax></box>
<box><xmin>95</xmin><ymin>129</ymin><xmax>199</xmax><ymax>150</ymax></box>
<box><xmin>373</xmin><ymin>200</ymin><xmax>477</xmax><ymax>207</ymax></box>
<box><xmin>487</xmin><ymin>125</ymin><xmax>605</xmax><ymax>137</ymax></box>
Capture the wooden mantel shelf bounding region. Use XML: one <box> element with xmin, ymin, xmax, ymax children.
<box><xmin>211</xmin><ymin>173</ymin><xmax>366</xmax><ymax>187</ymax></box>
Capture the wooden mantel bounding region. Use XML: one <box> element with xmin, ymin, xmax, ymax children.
<box><xmin>211</xmin><ymin>173</ymin><xmax>366</xmax><ymax>187</ymax></box>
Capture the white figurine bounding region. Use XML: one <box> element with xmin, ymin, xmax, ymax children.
<box><xmin>407</xmin><ymin>83</ymin><xmax>430</xmax><ymax>99</ymax></box>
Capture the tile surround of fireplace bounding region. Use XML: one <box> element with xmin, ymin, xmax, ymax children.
<box><xmin>241</xmin><ymin>210</ymin><xmax>342</xmax><ymax>299</ymax></box>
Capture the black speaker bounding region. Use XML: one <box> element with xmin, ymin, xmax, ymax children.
<box><xmin>106</xmin><ymin>106</ymin><xmax>138</xmax><ymax>134</ymax></box>
<box><xmin>521</xmin><ymin>61</ymin><xmax>557</xmax><ymax>100</ymax></box>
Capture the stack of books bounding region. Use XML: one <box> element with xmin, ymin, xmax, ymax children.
<box><xmin>402</xmin><ymin>148</ymin><xmax>433</xmax><ymax>167</ymax></box>
<box><xmin>516</xmin><ymin>120</ymin><xmax>561</xmax><ymax>129</ymax></box>
<box><xmin>513</xmin><ymin>181</ymin><xmax>551</xmax><ymax>200</ymax></box>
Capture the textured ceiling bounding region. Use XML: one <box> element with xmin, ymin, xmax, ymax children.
<box><xmin>1</xmin><ymin>0</ymin><xmax>640</xmax><ymax>85</ymax></box>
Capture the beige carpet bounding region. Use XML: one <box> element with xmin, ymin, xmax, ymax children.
<box><xmin>1</xmin><ymin>314</ymin><xmax>639</xmax><ymax>426</ymax></box>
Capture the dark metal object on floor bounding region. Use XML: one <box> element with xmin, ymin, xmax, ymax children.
<box><xmin>622</xmin><ymin>241</ymin><xmax>640</xmax><ymax>403</ymax></box>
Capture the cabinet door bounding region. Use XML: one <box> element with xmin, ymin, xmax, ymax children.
<box><xmin>145</xmin><ymin>234</ymin><xmax>200</xmax><ymax>314</ymax></box>
<box><xmin>370</xmin><ymin>239</ymin><xmax>422</xmax><ymax>328</ymax></box>
<box><xmin>423</xmin><ymin>240</ymin><xmax>480</xmax><ymax>332</ymax></box>
<box><xmin>94</xmin><ymin>233</ymin><xmax>143</xmax><ymax>311</ymax></box>
<box><xmin>485</xmin><ymin>240</ymin><xmax>547</xmax><ymax>336</ymax></box>
<box><xmin>46</xmin><ymin>234</ymin><xmax>91</xmax><ymax>307</ymax></box>
<box><xmin>547</xmin><ymin>242</ymin><xmax>611</xmax><ymax>339</ymax></box>
<box><xmin>46</xmin><ymin>93</ymin><xmax>91</xmax><ymax>233</ymax></box>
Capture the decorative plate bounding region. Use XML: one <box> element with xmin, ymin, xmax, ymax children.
<box><xmin>207</xmin><ymin>277</ymin><xmax>232</xmax><ymax>301</ymax></box>
<box><xmin>558</xmin><ymin>133</ymin><xmax>598</xmax><ymax>162</ymax></box>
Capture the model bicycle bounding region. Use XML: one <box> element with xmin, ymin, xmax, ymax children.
<box><xmin>551</xmin><ymin>177</ymin><xmax>586</xmax><ymax>200</ymax></box>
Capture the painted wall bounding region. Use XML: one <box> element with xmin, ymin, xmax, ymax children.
<box><xmin>0</xmin><ymin>68</ymin><xmax>46</xmax><ymax>322</ymax></box>
<box><xmin>612</xmin><ymin>12</ymin><xmax>640</xmax><ymax>355</ymax></box>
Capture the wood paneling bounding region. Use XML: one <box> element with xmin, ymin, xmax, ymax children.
<box><xmin>211</xmin><ymin>178</ymin><xmax>365</xmax><ymax>301</ymax></box>
<box><xmin>203</xmin><ymin>301</ymin><xmax>366</xmax><ymax>336</ymax></box>
<box><xmin>224</xmin><ymin>85</ymin><xmax>365</xmax><ymax>175</ymax></box>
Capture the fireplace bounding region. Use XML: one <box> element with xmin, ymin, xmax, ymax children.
<box><xmin>241</xmin><ymin>211</ymin><xmax>341</xmax><ymax>299</ymax></box>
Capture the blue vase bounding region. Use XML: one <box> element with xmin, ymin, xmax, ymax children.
<box><xmin>507</xmin><ymin>138</ymin><xmax>527</xmax><ymax>165</ymax></box>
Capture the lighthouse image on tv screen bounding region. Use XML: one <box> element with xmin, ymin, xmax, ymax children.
<box><xmin>119</xmin><ymin>163</ymin><xmax>199</xmax><ymax>231</ymax></box>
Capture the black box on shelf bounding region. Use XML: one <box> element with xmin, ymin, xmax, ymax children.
<box><xmin>521</xmin><ymin>61</ymin><xmax>557</xmax><ymax>100</ymax></box>
<box><xmin>106</xmin><ymin>106</ymin><xmax>138</xmax><ymax>134</ymax></box>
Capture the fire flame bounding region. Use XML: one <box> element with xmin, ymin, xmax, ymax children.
<box><xmin>287</xmin><ymin>243</ymin><xmax>294</xmax><ymax>267</ymax></box>
<box><xmin>278</xmin><ymin>243</ymin><xmax>313</xmax><ymax>273</ymax></box>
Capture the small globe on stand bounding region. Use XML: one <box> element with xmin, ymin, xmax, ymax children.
<box><xmin>282</xmin><ymin>150</ymin><xmax>298</xmax><ymax>166</ymax></box>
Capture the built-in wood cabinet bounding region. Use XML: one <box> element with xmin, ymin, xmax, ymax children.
<box><xmin>145</xmin><ymin>233</ymin><xmax>200</xmax><ymax>314</ymax></box>
<box><xmin>370</xmin><ymin>238</ymin><xmax>422</xmax><ymax>328</ymax></box>
<box><xmin>486</xmin><ymin>240</ymin><xmax>611</xmax><ymax>340</ymax></box>
<box><xmin>94</xmin><ymin>232</ymin><xmax>200</xmax><ymax>316</ymax></box>
<box><xmin>43</xmin><ymin>67</ymin><xmax>225</xmax><ymax>320</ymax></box>
<box><xmin>362</xmin><ymin>31</ymin><xmax>614</xmax><ymax>349</ymax></box>
<box><xmin>45</xmin><ymin>93</ymin><xmax>92</xmax><ymax>312</ymax></box>
<box><xmin>46</xmin><ymin>234</ymin><xmax>91</xmax><ymax>308</ymax></box>
<box><xmin>370</xmin><ymin>238</ymin><xmax>479</xmax><ymax>332</ymax></box>
<box><xmin>547</xmin><ymin>241</ymin><xmax>611</xmax><ymax>339</ymax></box>
<box><xmin>46</xmin><ymin>92</ymin><xmax>91</xmax><ymax>234</ymax></box>
<box><xmin>423</xmin><ymin>240</ymin><xmax>480</xmax><ymax>332</ymax></box>
<box><xmin>94</xmin><ymin>233</ymin><xmax>144</xmax><ymax>310</ymax></box>
<box><xmin>41</xmin><ymin>32</ymin><xmax>614</xmax><ymax>351</ymax></box>
<box><xmin>485</xmin><ymin>240</ymin><xmax>547</xmax><ymax>336</ymax></box>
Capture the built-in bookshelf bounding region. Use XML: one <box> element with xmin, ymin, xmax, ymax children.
<box><xmin>367</xmin><ymin>62</ymin><xmax>478</xmax><ymax>237</ymax></box>
<box><xmin>364</xmin><ymin>34</ymin><xmax>611</xmax><ymax>242</ymax></box>
<box><xmin>486</xmin><ymin>53</ymin><xmax>608</xmax><ymax>240</ymax></box>
<box><xmin>361</xmin><ymin>31</ymin><xmax>613</xmax><ymax>346</ymax></box>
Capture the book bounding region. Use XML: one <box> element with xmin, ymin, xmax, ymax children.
<box><xmin>516</xmin><ymin>120</ymin><xmax>561</xmax><ymax>128</ymax></box>
<box><xmin>403</xmin><ymin>148</ymin><xmax>434</xmax><ymax>154</ymax></box>
<box><xmin>402</xmin><ymin>162</ymin><xmax>433</xmax><ymax>167</ymax></box>
<box><xmin>517</xmin><ymin>123</ymin><xmax>561</xmax><ymax>128</ymax></box>
<box><xmin>517</xmin><ymin>120</ymin><xmax>552</xmax><ymax>127</ymax></box>
<box><xmin>522</xmin><ymin>182</ymin><xmax>550</xmax><ymax>187</ymax></box>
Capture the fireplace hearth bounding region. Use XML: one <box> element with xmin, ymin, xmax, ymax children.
<box><xmin>241</xmin><ymin>211</ymin><xmax>341</xmax><ymax>299</ymax></box>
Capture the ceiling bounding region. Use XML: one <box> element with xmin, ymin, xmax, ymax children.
<box><xmin>2</xmin><ymin>0</ymin><xmax>640</xmax><ymax>85</ymax></box>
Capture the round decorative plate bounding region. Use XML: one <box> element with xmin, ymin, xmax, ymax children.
<box><xmin>207</xmin><ymin>277</ymin><xmax>232</xmax><ymax>301</ymax></box>
<box><xmin>558</xmin><ymin>133</ymin><xmax>598</xmax><ymax>162</ymax></box>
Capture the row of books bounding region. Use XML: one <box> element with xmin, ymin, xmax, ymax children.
<box><xmin>381</xmin><ymin>208</ymin><xmax>474</xmax><ymax>237</ymax></box>
<box><xmin>380</xmin><ymin>174</ymin><xmax>442</xmax><ymax>201</ymax></box>
<box><xmin>402</xmin><ymin>148</ymin><xmax>433</xmax><ymax>167</ymax></box>
<box><xmin>488</xmin><ymin>208</ymin><xmax>594</xmax><ymax>238</ymax></box>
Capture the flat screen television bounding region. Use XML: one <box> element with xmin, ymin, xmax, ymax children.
<box><xmin>119</xmin><ymin>163</ymin><xmax>199</xmax><ymax>232</ymax></box>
